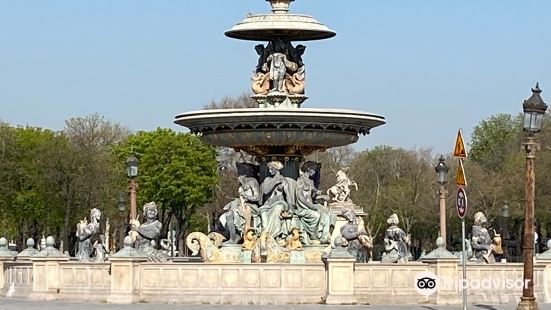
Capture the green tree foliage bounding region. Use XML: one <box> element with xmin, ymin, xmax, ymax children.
<box><xmin>0</xmin><ymin>115</ymin><xmax>129</xmax><ymax>253</ymax></box>
<box><xmin>348</xmin><ymin>146</ymin><xmax>438</xmax><ymax>255</ymax></box>
<box><xmin>117</xmin><ymin>128</ymin><xmax>218</xmax><ymax>250</ymax></box>
<box><xmin>468</xmin><ymin>112</ymin><xmax>551</xmax><ymax>256</ymax></box>
<box><xmin>470</xmin><ymin>113</ymin><xmax>522</xmax><ymax>171</ymax></box>
<box><xmin>0</xmin><ymin>125</ymin><xmax>64</xmax><ymax>242</ymax></box>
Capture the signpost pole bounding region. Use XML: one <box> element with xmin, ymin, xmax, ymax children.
<box><xmin>461</xmin><ymin>217</ymin><xmax>467</xmax><ymax>310</ymax></box>
<box><xmin>455</xmin><ymin>128</ymin><xmax>468</xmax><ymax>310</ymax></box>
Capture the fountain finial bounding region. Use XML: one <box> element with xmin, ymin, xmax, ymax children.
<box><xmin>267</xmin><ymin>0</ymin><xmax>294</xmax><ymax>14</ymax></box>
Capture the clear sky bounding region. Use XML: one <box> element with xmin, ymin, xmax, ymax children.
<box><xmin>1</xmin><ymin>1</ymin><xmax>550</xmax><ymax>155</ymax></box>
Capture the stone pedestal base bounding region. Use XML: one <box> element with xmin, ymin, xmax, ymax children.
<box><xmin>325</xmin><ymin>253</ymin><xmax>357</xmax><ymax>305</ymax></box>
<box><xmin>106</xmin><ymin>293</ymin><xmax>144</xmax><ymax>304</ymax></box>
<box><xmin>240</xmin><ymin>250</ymin><xmax>252</xmax><ymax>263</ymax></box>
<box><xmin>107</xmin><ymin>256</ymin><xmax>148</xmax><ymax>304</ymax></box>
<box><xmin>29</xmin><ymin>256</ymin><xmax>69</xmax><ymax>301</ymax></box>
<box><xmin>290</xmin><ymin>251</ymin><xmax>305</xmax><ymax>264</ymax></box>
<box><xmin>216</xmin><ymin>244</ymin><xmax>328</xmax><ymax>263</ymax></box>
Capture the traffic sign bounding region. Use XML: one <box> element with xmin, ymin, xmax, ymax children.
<box><xmin>456</xmin><ymin>187</ymin><xmax>467</xmax><ymax>219</ymax></box>
<box><xmin>454</xmin><ymin>129</ymin><xmax>467</xmax><ymax>158</ymax></box>
<box><xmin>455</xmin><ymin>158</ymin><xmax>467</xmax><ymax>187</ymax></box>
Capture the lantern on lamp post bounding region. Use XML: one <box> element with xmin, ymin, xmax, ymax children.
<box><xmin>125</xmin><ymin>152</ymin><xmax>139</xmax><ymax>222</ymax></box>
<box><xmin>517</xmin><ymin>83</ymin><xmax>547</xmax><ymax>310</ymax></box>
<box><xmin>435</xmin><ymin>155</ymin><xmax>449</xmax><ymax>247</ymax></box>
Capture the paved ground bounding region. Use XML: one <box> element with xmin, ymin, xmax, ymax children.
<box><xmin>1</xmin><ymin>298</ymin><xmax>551</xmax><ymax>310</ymax></box>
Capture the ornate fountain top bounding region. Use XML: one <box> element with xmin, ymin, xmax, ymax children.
<box><xmin>267</xmin><ymin>0</ymin><xmax>294</xmax><ymax>14</ymax></box>
<box><xmin>175</xmin><ymin>1</ymin><xmax>385</xmax><ymax>158</ymax></box>
<box><xmin>225</xmin><ymin>0</ymin><xmax>335</xmax><ymax>41</ymax></box>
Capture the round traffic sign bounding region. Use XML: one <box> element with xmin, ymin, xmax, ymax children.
<box><xmin>456</xmin><ymin>187</ymin><xmax>467</xmax><ymax>218</ymax></box>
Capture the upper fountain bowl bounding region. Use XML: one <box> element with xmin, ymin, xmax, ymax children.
<box><xmin>174</xmin><ymin>108</ymin><xmax>385</xmax><ymax>156</ymax></box>
<box><xmin>225</xmin><ymin>13</ymin><xmax>336</xmax><ymax>41</ymax></box>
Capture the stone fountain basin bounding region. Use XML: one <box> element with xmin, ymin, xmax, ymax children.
<box><xmin>174</xmin><ymin>108</ymin><xmax>385</xmax><ymax>155</ymax></box>
<box><xmin>225</xmin><ymin>13</ymin><xmax>336</xmax><ymax>41</ymax></box>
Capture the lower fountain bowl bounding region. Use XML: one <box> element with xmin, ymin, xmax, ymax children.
<box><xmin>174</xmin><ymin>108</ymin><xmax>385</xmax><ymax>156</ymax></box>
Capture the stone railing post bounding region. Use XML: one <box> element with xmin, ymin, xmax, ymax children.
<box><xmin>28</xmin><ymin>236</ymin><xmax>69</xmax><ymax>301</ymax></box>
<box><xmin>420</xmin><ymin>237</ymin><xmax>461</xmax><ymax>304</ymax></box>
<box><xmin>325</xmin><ymin>249</ymin><xmax>357</xmax><ymax>304</ymax></box>
<box><xmin>107</xmin><ymin>237</ymin><xmax>148</xmax><ymax>304</ymax></box>
<box><xmin>29</xmin><ymin>256</ymin><xmax>70</xmax><ymax>300</ymax></box>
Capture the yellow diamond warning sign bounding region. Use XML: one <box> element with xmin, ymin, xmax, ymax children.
<box><xmin>454</xmin><ymin>129</ymin><xmax>467</xmax><ymax>158</ymax></box>
<box><xmin>456</xmin><ymin>158</ymin><xmax>467</xmax><ymax>187</ymax></box>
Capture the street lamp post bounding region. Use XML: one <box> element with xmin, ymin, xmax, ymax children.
<box><xmin>517</xmin><ymin>83</ymin><xmax>547</xmax><ymax>310</ymax></box>
<box><xmin>435</xmin><ymin>155</ymin><xmax>449</xmax><ymax>248</ymax></box>
<box><xmin>117</xmin><ymin>192</ymin><xmax>126</xmax><ymax>250</ymax></box>
<box><xmin>125</xmin><ymin>152</ymin><xmax>139</xmax><ymax>222</ymax></box>
<box><xmin>501</xmin><ymin>204</ymin><xmax>510</xmax><ymax>261</ymax></box>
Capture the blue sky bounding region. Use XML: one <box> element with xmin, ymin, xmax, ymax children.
<box><xmin>1</xmin><ymin>1</ymin><xmax>550</xmax><ymax>155</ymax></box>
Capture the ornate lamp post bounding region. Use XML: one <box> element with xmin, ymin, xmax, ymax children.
<box><xmin>435</xmin><ymin>155</ymin><xmax>449</xmax><ymax>247</ymax></box>
<box><xmin>117</xmin><ymin>192</ymin><xmax>126</xmax><ymax>250</ymax></box>
<box><xmin>125</xmin><ymin>152</ymin><xmax>139</xmax><ymax>221</ymax></box>
<box><xmin>517</xmin><ymin>83</ymin><xmax>547</xmax><ymax>310</ymax></box>
<box><xmin>501</xmin><ymin>204</ymin><xmax>510</xmax><ymax>261</ymax></box>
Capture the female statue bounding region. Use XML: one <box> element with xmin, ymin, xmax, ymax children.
<box><xmin>295</xmin><ymin>161</ymin><xmax>334</xmax><ymax>245</ymax></box>
<box><xmin>220</xmin><ymin>163</ymin><xmax>261</xmax><ymax>244</ymax></box>
<box><xmin>258</xmin><ymin>161</ymin><xmax>295</xmax><ymax>243</ymax></box>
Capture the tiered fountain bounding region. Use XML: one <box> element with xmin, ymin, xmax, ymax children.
<box><xmin>175</xmin><ymin>0</ymin><xmax>385</xmax><ymax>263</ymax></box>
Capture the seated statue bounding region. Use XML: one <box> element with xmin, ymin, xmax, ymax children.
<box><xmin>295</xmin><ymin>161</ymin><xmax>335</xmax><ymax>245</ymax></box>
<box><xmin>76</xmin><ymin>208</ymin><xmax>101</xmax><ymax>262</ymax></box>
<box><xmin>381</xmin><ymin>213</ymin><xmax>412</xmax><ymax>263</ymax></box>
<box><xmin>129</xmin><ymin>202</ymin><xmax>167</xmax><ymax>262</ymax></box>
<box><xmin>258</xmin><ymin>161</ymin><xmax>296</xmax><ymax>244</ymax></box>
<box><xmin>471</xmin><ymin>211</ymin><xmax>495</xmax><ymax>263</ymax></box>
<box><xmin>340</xmin><ymin>209</ymin><xmax>373</xmax><ymax>263</ymax></box>
<box><xmin>219</xmin><ymin>163</ymin><xmax>261</xmax><ymax>244</ymax></box>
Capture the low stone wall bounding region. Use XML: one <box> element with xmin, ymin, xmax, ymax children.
<box><xmin>460</xmin><ymin>263</ymin><xmax>548</xmax><ymax>304</ymax></box>
<box><xmin>354</xmin><ymin>262</ymin><xmax>431</xmax><ymax>304</ymax></box>
<box><xmin>2</xmin><ymin>260</ymin><xmax>33</xmax><ymax>298</ymax></box>
<box><xmin>57</xmin><ymin>262</ymin><xmax>110</xmax><ymax>301</ymax></box>
<box><xmin>2</xmin><ymin>256</ymin><xmax>551</xmax><ymax>305</ymax></box>
<box><xmin>138</xmin><ymin>263</ymin><xmax>326</xmax><ymax>304</ymax></box>
<box><xmin>351</xmin><ymin>261</ymin><xmax>551</xmax><ymax>305</ymax></box>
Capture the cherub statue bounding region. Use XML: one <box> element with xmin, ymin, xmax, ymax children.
<box><xmin>286</xmin><ymin>227</ymin><xmax>303</xmax><ymax>251</ymax></box>
<box><xmin>241</xmin><ymin>229</ymin><xmax>257</xmax><ymax>251</ymax></box>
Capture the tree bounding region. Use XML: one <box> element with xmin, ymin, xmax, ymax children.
<box><xmin>0</xmin><ymin>125</ymin><xmax>67</xmax><ymax>245</ymax></box>
<box><xmin>470</xmin><ymin>113</ymin><xmax>522</xmax><ymax>172</ymax></box>
<box><xmin>45</xmin><ymin>113</ymin><xmax>130</xmax><ymax>254</ymax></box>
<box><xmin>203</xmin><ymin>92</ymin><xmax>258</xmax><ymax>109</ymax></box>
<box><xmin>348</xmin><ymin>146</ymin><xmax>438</xmax><ymax>256</ymax></box>
<box><xmin>117</xmin><ymin>128</ymin><xmax>218</xmax><ymax>252</ymax></box>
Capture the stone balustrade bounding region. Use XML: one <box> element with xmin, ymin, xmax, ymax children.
<box><xmin>1</xmin><ymin>256</ymin><xmax>550</xmax><ymax>305</ymax></box>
